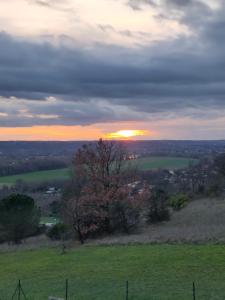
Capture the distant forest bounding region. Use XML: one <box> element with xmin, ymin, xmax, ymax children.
<box><xmin>0</xmin><ymin>140</ymin><xmax>224</xmax><ymax>176</ymax></box>
<box><xmin>0</xmin><ymin>140</ymin><xmax>225</xmax><ymax>157</ymax></box>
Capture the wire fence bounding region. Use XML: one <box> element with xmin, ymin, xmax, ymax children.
<box><xmin>0</xmin><ymin>279</ymin><xmax>224</xmax><ymax>300</ymax></box>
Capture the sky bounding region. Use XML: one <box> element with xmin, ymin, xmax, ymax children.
<box><xmin>0</xmin><ymin>0</ymin><xmax>224</xmax><ymax>140</ymax></box>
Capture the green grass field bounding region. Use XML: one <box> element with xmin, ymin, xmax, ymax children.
<box><xmin>0</xmin><ymin>168</ymin><xmax>70</xmax><ymax>186</ymax></box>
<box><xmin>0</xmin><ymin>156</ymin><xmax>197</xmax><ymax>186</ymax></box>
<box><xmin>0</xmin><ymin>244</ymin><xmax>224</xmax><ymax>300</ymax></box>
<box><xmin>133</xmin><ymin>156</ymin><xmax>196</xmax><ymax>171</ymax></box>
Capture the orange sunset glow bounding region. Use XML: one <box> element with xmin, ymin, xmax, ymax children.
<box><xmin>0</xmin><ymin>126</ymin><xmax>103</xmax><ymax>141</ymax></box>
<box><xmin>0</xmin><ymin>126</ymin><xmax>149</xmax><ymax>141</ymax></box>
<box><xmin>105</xmin><ymin>130</ymin><xmax>146</xmax><ymax>139</ymax></box>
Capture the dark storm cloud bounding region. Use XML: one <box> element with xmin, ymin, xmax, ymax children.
<box><xmin>128</xmin><ymin>0</ymin><xmax>213</xmax><ymax>28</ymax></box>
<box><xmin>0</xmin><ymin>96</ymin><xmax>149</xmax><ymax>127</ymax></box>
<box><xmin>0</xmin><ymin>0</ymin><xmax>225</xmax><ymax>126</ymax></box>
<box><xmin>134</xmin><ymin>0</ymin><xmax>217</xmax><ymax>43</ymax></box>
<box><xmin>0</xmin><ymin>31</ymin><xmax>224</xmax><ymax>99</ymax></box>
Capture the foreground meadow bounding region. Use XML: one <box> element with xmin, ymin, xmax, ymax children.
<box><xmin>0</xmin><ymin>244</ymin><xmax>225</xmax><ymax>300</ymax></box>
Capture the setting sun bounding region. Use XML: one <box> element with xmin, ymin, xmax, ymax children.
<box><xmin>105</xmin><ymin>130</ymin><xmax>146</xmax><ymax>139</ymax></box>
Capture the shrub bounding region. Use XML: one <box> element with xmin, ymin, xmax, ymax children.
<box><xmin>146</xmin><ymin>188</ymin><xmax>170</xmax><ymax>224</ymax></box>
<box><xmin>47</xmin><ymin>223</ymin><xmax>68</xmax><ymax>240</ymax></box>
<box><xmin>49</xmin><ymin>200</ymin><xmax>62</xmax><ymax>217</ymax></box>
<box><xmin>110</xmin><ymin>189</ymin><xmax>143</xmax><ymax>233</ymax></box>
<box><xmin>206</xmin><ymin>183</ymin><xmax>223</xmax><ymax>197</ymax></box>
<box><xmin>169</xmin><ymin>193</ymin><xmax>189</xmax><ymax>211</ymax></box>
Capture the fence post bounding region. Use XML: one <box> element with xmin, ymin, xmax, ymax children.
<box><xmin>65</xmin><ymin>279</ymin><xmax>68</xmax><ymax>300</ymax></box>
<box><xmin>192</xmin><ymin>282</ymin><xmax>196</xmax><ymax>300</ymax></box>
<box><xmin>18</xmin><ymin>280</ymin><xmax>21</xmax><ymax>300</ymax></box>
<box><xmin>126</xmin><ymin>281</ymin><xmax>129</xmax><ymax>300</ymax></box>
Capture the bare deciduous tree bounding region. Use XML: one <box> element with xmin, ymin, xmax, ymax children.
<box><xmin>63</xmin><ymin>139</ymin><xmax>141</xmax><ymax>243</ymax></box>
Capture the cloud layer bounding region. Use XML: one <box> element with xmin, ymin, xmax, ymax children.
<box><xmin>0</xmin><ymin>0</ymin><xmax>224</xmax><ymax>138</ymax></box>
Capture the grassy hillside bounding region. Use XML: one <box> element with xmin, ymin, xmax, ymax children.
<box><xmin>0</xmin><ymin>156</ymin><xmax>197</xmax><ymax>185</ymax></box>
<box><xmin>0</xmin><ymin>244</ymin><xmax>225</xmax><ymax>299</ymax></box>
<box><xmin>92</xmin><ymin>198</ymin><xmax>225</xmax><ymax>245</ymax></box>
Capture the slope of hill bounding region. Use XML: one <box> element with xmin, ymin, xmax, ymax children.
<box><xmin>91</xmin><ymin>198</ymin><xmax>225</xmax><ymax>245</ymax></box>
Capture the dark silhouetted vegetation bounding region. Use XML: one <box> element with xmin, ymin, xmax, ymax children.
<box><xmin>47</xmin><ymin>223</ymin><xmax>68</xmax><ymax>240</ymax></box>
<box><xmin>146</xmin><ymin>188</ymin><xmax>170</xmax><ymax>224</ymax></box>
<box><xmin>0</xmin><ymin>194</ymin><xmax>40</xmax><ymax>243</ymax></box>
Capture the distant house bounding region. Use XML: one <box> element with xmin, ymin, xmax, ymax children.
<box><xmin>45</xmin><ymin>187</ymin><xmax>58</xmax><ymax>195</ymax></box>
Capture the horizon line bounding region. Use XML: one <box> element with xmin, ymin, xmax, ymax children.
<box><xmin>0</xmin><ymin>139</ymin><xmax>225</xmax><ymax>142</ymax></box>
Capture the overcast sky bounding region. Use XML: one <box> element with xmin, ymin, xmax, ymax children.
<box><xmin>0</xmin><ymin>0</ymin><xmax>224</xmax><ymax>140</ymax></box>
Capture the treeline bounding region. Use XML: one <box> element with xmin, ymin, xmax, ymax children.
<box><xmin>0</xmin><ymin>157</ymin><xmax>68</xmax><ymax>177</ymax></box>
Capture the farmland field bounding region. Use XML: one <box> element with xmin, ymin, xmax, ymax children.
<box><xmin>0</xmin><ymin>168</ymin><xmax>70</xmax><ymax>186</ymax></box>
<box><xmin>133</xmin><ymin>156</ymin><xmax>196</xmax><ymax>170</ymax></box>
<box><xmin>0</xmin><ymin>156</ymin><xmax>197</xmax><ymax>185</ymax></box>
<box><xmin>0</xmin><ymin>244</ymin><xmax>224</xmax><ymax>300</ymax></box>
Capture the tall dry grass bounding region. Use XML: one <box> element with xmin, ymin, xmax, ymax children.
<box><xmin>89</xmin><ymin>198</ymin><xmax>225</xmax><ymax>245</ymax></box>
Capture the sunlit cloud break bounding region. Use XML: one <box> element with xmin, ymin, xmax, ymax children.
<box><xmin>104</xmin><ymin>130</ymin><xmax>147</xmax><ymax>140</ymax></box>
